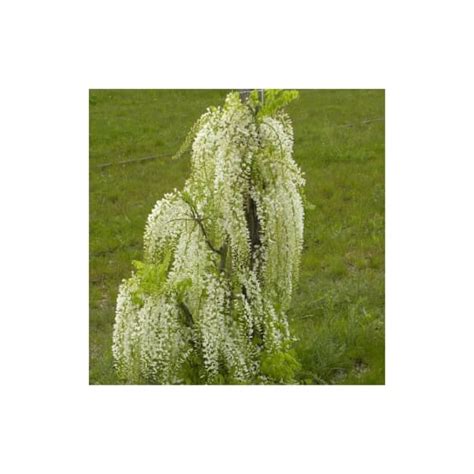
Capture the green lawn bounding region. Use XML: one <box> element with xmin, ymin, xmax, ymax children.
<box><xmin>89</xmin><ymin>89</ymin><xmax>385</xmax><ymax>384</ymax></box>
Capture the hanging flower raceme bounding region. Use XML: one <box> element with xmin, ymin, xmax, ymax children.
<box><xmin>113</xmin><ymin>90</ymin><xmax>305</xmax><ymax>384</ymax></box>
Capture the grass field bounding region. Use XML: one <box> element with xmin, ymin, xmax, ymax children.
<box><xmin>89</xmin><ymin>89</ymin><xmax>385</xmax><ymax>384</ymax></box>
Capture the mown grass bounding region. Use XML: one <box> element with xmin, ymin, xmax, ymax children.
<box><xmin>89</xmin><ymin>89</ymin><xmax>385</xmax><ymax>384</ymax></box>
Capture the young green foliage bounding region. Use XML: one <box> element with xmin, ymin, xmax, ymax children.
<box><xmin>249</xmin><ymin>89</ymin><xmax>299</xmax><ymax>119</ymax></box>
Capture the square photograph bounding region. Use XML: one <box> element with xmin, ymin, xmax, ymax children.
<box><xmin>89</xmin><ymin>89</ymin><xmax>385</xmax><ymax>385</ymax></box>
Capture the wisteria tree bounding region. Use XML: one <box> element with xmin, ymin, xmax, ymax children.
<box><xmin>112</xmin><ymin>90</ymin><xmax>305</xmax><ymax>384</ymax></box>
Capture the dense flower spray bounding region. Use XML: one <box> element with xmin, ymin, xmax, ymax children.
<box><xmin>113</xmin><ymin>90</ymin><xmax>305</xmax><ymax>383</ymax></box>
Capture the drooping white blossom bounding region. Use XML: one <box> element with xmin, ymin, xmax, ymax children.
<box><xmin>113</xmin><ymin>91</ymin><xmax>305</xmax><ymax>384</ymax></box>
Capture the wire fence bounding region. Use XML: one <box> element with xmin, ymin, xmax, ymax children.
<box><xmin>94</xmin><ymin>116</ymin><xmax>384</xmax><ymax>169</ymax></box>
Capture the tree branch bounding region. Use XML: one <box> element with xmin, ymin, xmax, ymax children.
<box><xmin>183</xmin><ymin>195</ymin><xmax>224</xmax><ymax>257</ymax></box>
<box><xmin>179</xmin><ymin>302</ymin><xmax>194</xmax><ymax>327</ymax></box>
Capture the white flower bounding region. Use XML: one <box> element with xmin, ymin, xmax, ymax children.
<box><xmin>112</xmin><ymin>92</ymin><xmax>305</xmax><ymax>384</ymax></box>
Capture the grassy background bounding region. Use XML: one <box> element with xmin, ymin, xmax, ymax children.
<box><xmin>89</xmin><ymin>89</ymin><xmax>385</xmax><ymax>384</ymax></box>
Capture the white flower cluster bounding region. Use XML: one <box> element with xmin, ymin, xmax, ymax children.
<box><xmin>113</xmin><ymin>91</ymin><xmax>305</xmax><ymax>384</ymax></box>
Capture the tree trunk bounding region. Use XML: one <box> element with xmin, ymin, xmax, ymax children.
<box><xmin>240</xmin><ymin>90</ymin><xmax>262</xmax><ymax>267</ymax></box>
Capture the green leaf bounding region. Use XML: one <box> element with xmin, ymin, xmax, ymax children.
<box><xmin>175</xmin><ymin>278</ymin><xmax>193</xmax><ymax>302</ymax></box>
<box><xmin>260</xmin><ymin>351</ymin><xmax>301</xmax><ymax>382</ymax></box>
<box><xmin>257</xmin><ymin>89</ymin><xmax>299</xmax><ymax>119</ymax></box>
<box><xmin>130</xmin><ymin>248</ymin><xmax>173</xmax><ymax>303</ymax></box>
